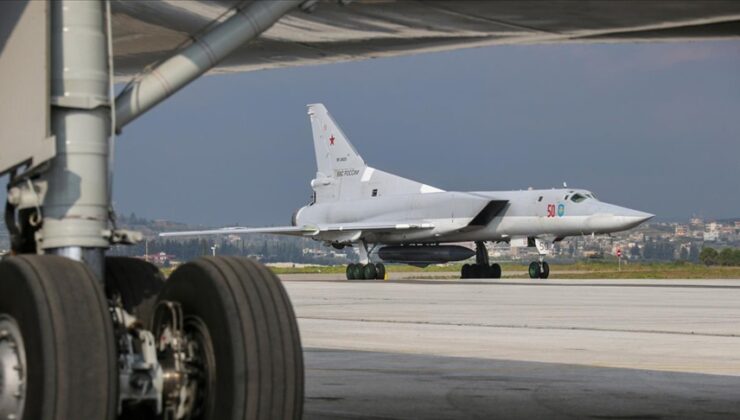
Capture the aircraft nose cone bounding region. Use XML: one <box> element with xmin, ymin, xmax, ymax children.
<box><xmin>618</xmin><ymin>209</ymin><xmax>654</xmax><ymax>230</ymax></box>
<box><xmin>635</xmin><ymin>211</ymin><xmax>655</xmax><ymax>223</ymax></box>
<box><xmin>587</xmin><ymin>205</ymin><xmax>654</xmax><ymax>233</ymax></box>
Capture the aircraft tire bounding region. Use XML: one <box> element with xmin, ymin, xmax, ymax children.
<box><xmin>346</xmin><ymin>264</ymin><xmax>354</xmax><ymax>280</ymax></box>
<box><xmin>461</xmin><ymin>264</ymin><xmax>471</xmax><ymax>279</ymax></box>
<box><xmin>490</xmin><ymin>263</ymin><xmax>502</xmax><ymax>279</ymax></box>
<box><xmin>350</xmin><ymin>263</ymin><xmax>362</xmax><ymax>280</ymax></box>
<box><xmin>472</xmin><ymin>264</ymin><xmax>486</xmax><ymax>278</ymax></box>
<box><xmin>105</xmin><ymin>256</ymin><xmax>165</xmax><ymax>329</ymax></box>
<box><xmin>374</xmin><ymin>263</ymin><xmax>386</xmax><ymax>279</ymax></box>
<box><xmin>0</xmin><ymin>255</ymin><xmax>118</xmax><ymax>420</ymax></box>
<box><xmin>157</xmin><ymin>257</ymin><xmax>304</xmax><ymax>420</ymax></box>
<box><xmin>528</xmin><ymin>261</ymin><xmax>541</xmax><ymax>279</ymax></box>
<box><xmin>540</xmin><ymin>262</ymin><xmax>550</xmax><ymax>279</ymax></box>
<box><xmin>363</xmin><ymin>263</ymin><xmax>377</xmax><ymax>280</ymax></box>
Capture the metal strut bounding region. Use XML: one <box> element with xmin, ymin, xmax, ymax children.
<box><xmin>475</xmin><ymin>241</ymin><xmax>489</xmax><ymax>266</ymax></box>
<box><xmin>115</xmin><ymin>0</ymin><xmax>303</xmax><ymax>131</ymax></box>
<box><xmin>40</xmin><ymin>1</ymin><xmax>113</xmax><ymax>279</ymax></box>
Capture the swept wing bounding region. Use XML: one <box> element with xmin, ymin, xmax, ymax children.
<box><xmin>159</xmin><ymin>221</ymin><xmax>434</xmax><ymax>238</ymax></box>
<box><xmin>112</xmin><ymin>1</ymin><xmax>740</xmax><ymax>78</ymax></box>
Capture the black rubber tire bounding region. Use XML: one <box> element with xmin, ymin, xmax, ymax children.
<box><xmin>350</xmin><ymin>263</ymin><xmax>362</xmax><ymax>280</ymax></box>
<box><xmin>540</xmin><ymin>261</ymin><xmax>550</xmax><ymax>279</ymax></box>
<box><xmin>105</xmin><ymin>256</ymin><xmax>165</xmax><ymax>328</ymax></box>
<box><xmin>528</xmin><ymin>261</ymin><xmax>541</xmax><ymax>279</ymax></box>
<box><xmin>362</xmin><ymin>263</ymin><xmax>377</xmax><ymax>280</ymax></box>
<box><xmin>461</xmin><ymin>264</ymin><xmax>471</xmax><ymax>279</ymax></box>
<box><xmin>374</xmin><ymin>263</ymin><xmax>386</xmax><ymax>280</ymax></box>
<box><xmin>157</xmin><ymin>257</ymin><xmax>303</xmax><ymax>420</ymax></box>
<box><xmin>490</xmin><ymin>263</ymin><xmax>502</xmax><ymax>279</ymax></box>
<box><xmin>345</xmin><ymin>264</ymin><xmax>354</xmax><ymax>280</ymax></box>
<box><xmin>0</xmin><ymin>255</ymin><xmax>117</xmax><ymax>420</ymax></box>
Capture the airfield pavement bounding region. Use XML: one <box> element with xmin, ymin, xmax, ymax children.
<box><xmin>279</xmin><ymin>275</ymin><xmax>740</xmax><ymax>419</ymax></box>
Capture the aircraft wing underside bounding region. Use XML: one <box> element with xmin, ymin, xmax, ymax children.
<box><xmin>159</xmin><ymin>222</ymin><xmax>435</xmax><ymax>238</ymax></box>
<box><xmin>112</xmin><ymin>0</ymin><xmax>740</xmax><ymax>78</ymax></box>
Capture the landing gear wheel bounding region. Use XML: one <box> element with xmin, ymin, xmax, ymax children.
<box><xmin>374</xmin><ymin>263</ymin><xmax>386</xmax><ymax>280</ymax></box>
<box><xmin>363</xmin><ymin>263</ymin><xmax>377</xmax><ymax>280</ymax></box>
<box><xmin>461</xmin><ymin>264</ymin><xmax>471</xmax><ymax>279</ymax></box>
<box><xmin>105</xmin><ymin>256</ymin><xmax>165</xmax><ymax>328</ymax></box>
<box><xmin>470</xmin><ymin>264</ymin><xmax>480</xmax><ymax>279</ymax></box>
<box><xmin>346</xmin><ymin>264</ymin><xmax>355</xmax><ymax>280</ymax></box>
<box><xmin>490</xmin><ymin>263</ymin><xmax>502</xmax><ymax>279</ymax></box>
<box><xmin>540</xmin><ymin>261</ymin><xmax>550</xmax><ymax>279</ymax></box>
<box><xmin>155</xmin><ymin>257</ymin><xmax>303</xmax><ymax>419</ymax></box>
<box><xmin>528</xmin><ymin>261</ymin><xmax>541</xmax><ymax>279</ymax></box>
<box><xmin>0</xmin><ymin>255</ymin><xmax>117</xmax><ymax>420</ymax></box>
<box><xmin>349</xmin><ymin>263</ymin><xmax>362</xmax><ymax>280</ymax></box>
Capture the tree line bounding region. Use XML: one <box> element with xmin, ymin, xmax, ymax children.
<box><xmin>699</xmin><ymin>247</ymin><xmax>740</xmax><ymax>266</ymax></box>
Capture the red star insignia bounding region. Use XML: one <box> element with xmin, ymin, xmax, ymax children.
<box><xmin>329</xmin><ymin>135</ymin><xmax>335</xmax><ymax>145</ymax></box>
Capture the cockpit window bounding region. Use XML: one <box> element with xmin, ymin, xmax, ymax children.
<box><xmin>571</xmin><ymin>193</ymin><xmax>587</xmax><ymax>203</ymax></box>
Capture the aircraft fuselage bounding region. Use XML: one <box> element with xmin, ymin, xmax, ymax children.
<box><xmin>295</xmin><ymin>188</ymin><xmax>653</xmax><ymax>246</ymax></box>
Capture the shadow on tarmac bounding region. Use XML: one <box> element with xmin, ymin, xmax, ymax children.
<box><xmin>304</xmin><ymin>347</ymin><xmax>740</xmax><ymax>420</ymax></box>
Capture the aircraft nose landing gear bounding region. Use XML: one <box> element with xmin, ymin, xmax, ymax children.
<box><xmin>527</xmin><ymin>238</ymin><xmax>551</xmax><ymax>279</ymax></box>
<box><xmin>528</xmin><ymin>261</ymin><xmax>550</xmax><ymax>279</ymax></box>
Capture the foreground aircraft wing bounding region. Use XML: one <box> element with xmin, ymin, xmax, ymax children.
<box><xmin>112</xmin><ymin>1</ymin><xmax>740</xmax><ymax>78</ymax></box>
<box><xmin>159</xmin><ymin>222</ymin><xmax>434</xmax><ymax>238</ymax></box>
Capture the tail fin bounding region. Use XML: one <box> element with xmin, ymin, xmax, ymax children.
<box><xmin>308</xmin><ymin>103</ymin><xmax>365</xmax><ymax>177</ymax></box>
<box><xmin>306</xmin><ymin>103</ymin><xmax>443</xmax><ymax>203</ymax></box>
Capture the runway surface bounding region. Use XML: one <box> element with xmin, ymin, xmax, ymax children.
<box><xmin>280</xmin><ymin>276</ymin><xmax>740</xmax><ymax>419</ymax></box>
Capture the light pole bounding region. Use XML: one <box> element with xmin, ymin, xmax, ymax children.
<box><xmin>211</xmin><ymin>244</ymin><xmax>218</xmax><ymax>257</ymax></box>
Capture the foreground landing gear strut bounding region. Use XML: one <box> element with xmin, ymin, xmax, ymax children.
<box><xmin>461</xmin><ymin>241</ymin><xmax>502</xmax><ymax>279</ymax></box>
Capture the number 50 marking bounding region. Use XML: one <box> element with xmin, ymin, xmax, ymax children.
<box><xmin>546</xmin><ymin>204</ymin><xmax>556</xmax><ymax>218</ymax></box>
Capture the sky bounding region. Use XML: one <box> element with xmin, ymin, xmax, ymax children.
<box><xmin>13</xmin><ymin>40</ymin><xmax>740</xmax><ymax>227</ymax></box>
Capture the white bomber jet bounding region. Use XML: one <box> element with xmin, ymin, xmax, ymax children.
<box><xmin>162</xmin><ymin>104</ymin><xmax>653</xmax><ymax>279</ymax></box>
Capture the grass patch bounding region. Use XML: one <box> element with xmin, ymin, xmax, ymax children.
<box><xmin>161</xmin><ymin>261</ymin><xmax>740</xmax><ymax>279</ymax></box>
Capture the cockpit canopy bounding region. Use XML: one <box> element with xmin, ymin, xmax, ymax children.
<box><xmin>569</xmin><ymin>191</ymin><xmax>597</xmax><ymax>203</ymax></box>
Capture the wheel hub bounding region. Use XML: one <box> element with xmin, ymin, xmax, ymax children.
<box><xmin>0</xmin><ymin>316</ymin><xmax>26</xmax><ymax>420</ymax></box>
<box><xmin>154</xmin><ymin>302</ymin><xmax>213</xmax><ymax>419</ymax></box>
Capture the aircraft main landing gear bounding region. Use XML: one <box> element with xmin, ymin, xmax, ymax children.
<box><xmin>461</xmin><ymin>241</ymin><xmax>502</xmax><ymax>279</ymax></box>
<box><xmin>346</xmin><ymin>263</ymin><xmax>385</xmax><ymax>280</ymax></box>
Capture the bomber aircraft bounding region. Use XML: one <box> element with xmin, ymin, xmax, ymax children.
<box><xmin>3</xmin><ymin>2</ymin><xmax>738</xmax><ymax>419</ymax></box>
<box><xmin>162</xmin><ymin>104</ymin><xmax>654</xmax><ymax>280</ymax></box>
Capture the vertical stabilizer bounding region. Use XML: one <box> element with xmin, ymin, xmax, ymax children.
<box><xmin>306</xmin><ymin>103</ymin><xmax>444</xmax><ymax>203</ymax></box>
<box><xmin>308</xmin><ymin>103</ymin><xmax>365</xmax><ymax>178</ymax></box>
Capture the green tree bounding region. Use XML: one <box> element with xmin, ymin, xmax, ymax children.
<box><xmin>699</xmin><ymin>247</ymin><xmax>718</xmax><ymax>266</ymax></box>
<box><xmin>718</xmin><ymin>248</ymin><xmax>734</xmax><ymax>266</ymax></box>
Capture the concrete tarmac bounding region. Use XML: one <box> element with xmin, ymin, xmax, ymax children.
<box><xmin>280</xmin><ymin>276</ymin><xmax>740</xmax><ymax>419</ymax></box>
